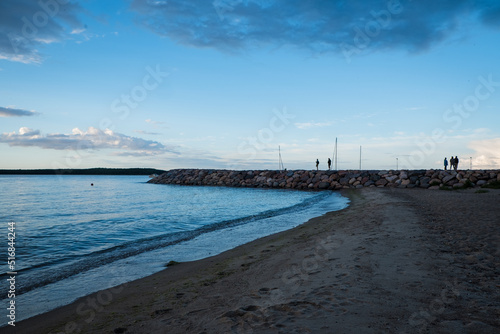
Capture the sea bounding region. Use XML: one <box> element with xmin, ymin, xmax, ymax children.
<box><xmin>0</xmin><ymin>174</ymin><xmax>349</xmax><ymax>325</ymax></box>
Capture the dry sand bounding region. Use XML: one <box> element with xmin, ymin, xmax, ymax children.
<box><xmin>6</xmin><ymin>187</ymin><xmax>500</xmax><ymax>334</ymax></box>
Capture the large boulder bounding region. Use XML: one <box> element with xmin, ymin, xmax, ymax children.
<box><xmin>318</xmin><ymin>181</ymin><xmax>330</xmax><ymax>189</ymax></box>
<box><xmin>419</xmin><ymin>177</ymin><xmax>431</xmax><ymax>188</ymax></box>
<box><xmin>442</xmin><ymin>174</ymin><xmax>455</xmax><ymax>184</ymax></box>
<box><xmin>385</xmin><ymin>175</ymin><xmax>399</xmax><ymax>183</ymax></box>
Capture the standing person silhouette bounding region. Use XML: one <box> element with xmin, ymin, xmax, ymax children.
<box><xmin>444</xmin><ymin>157</ymin><xmax>448</xmax><ymax>170</ymax></box>
<box><xmin>450</xmin><ymin>156</ymin><xmax>455</xmax><ymax>171</ymax></box>
<box><xmin>316</xmin><ymin>159</ymin><xmax>319</xmax><ymax>171</ymax></box>
<box><xmin>328</xmin><ymin>158</ymin><xmax>332</xmax><ymax>170</ymax></box>
<box><xmin>454</xmin><ymin>156</ymin><xmax>459</xmax><ymax>171</ymax></box>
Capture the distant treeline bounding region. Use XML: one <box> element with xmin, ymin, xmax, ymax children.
<box><xmin>0</xmin><ymin>168</ymin><xmax>167</xmax><ymax>175</ymax></box>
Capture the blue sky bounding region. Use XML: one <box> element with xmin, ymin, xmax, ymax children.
<box><xmin>1</xmin><ymin>0</ymin><xmax>499</xmax><ymax>170</ymax></box>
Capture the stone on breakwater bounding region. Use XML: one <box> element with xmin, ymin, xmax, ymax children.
<box><xmin>318</xmin><ymin>181</ymin><xmax>331</xmax><ymax>189</ymax></box>
<box><xmin>147</xmin><ymin>169</ymin><xmax>500</xmax><ymax>191</ymax></box>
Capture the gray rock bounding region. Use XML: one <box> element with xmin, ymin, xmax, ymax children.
<box><xmin>318</xmin><ymin>181</ymin><xmax>330</xmax><ymax>189</ymax></box>
<box><xmin>429</xmin><ymin>178</ymin><xmax>441</xmax><ymax>186</ymax></box>
<box><xmin>442</xmin><ymin>175</ymin><xmax>455</xmax><ymax>184</ymax></box>
<box><xmin>385</xmin><ymin>175</ymin><xmax>398</xmax><ymax>183</ymax></box>
<box><xmin>421</xmin><ymin>176</ymin><xmax>431</xmax><ymax>184</ymax></box>
<box><xmin>339</xmin><ymin>177</ymin><xmax>349</xmax><ymax>185</ymax></box>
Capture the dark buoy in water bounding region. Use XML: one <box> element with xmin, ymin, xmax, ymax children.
<box><xmin>91</xmin><ymin>183</ymin><xmax>94</xmax><ymax>186</ymax></box>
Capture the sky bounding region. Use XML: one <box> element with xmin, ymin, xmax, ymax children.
<box><xmin>1</xmin><ymin>0</ymin><xmax>500</xmax><ymax>171</ymax></box>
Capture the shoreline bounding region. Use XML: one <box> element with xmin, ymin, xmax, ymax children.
<box><xmin>4</xmin><ymin>189</ymin><xmax>347</xmax><ymax>325</ymax></box>
<box><xmin>7</xmin><ymin>187</ymin><xmax>500</xmax><ymax>333</ymax></box>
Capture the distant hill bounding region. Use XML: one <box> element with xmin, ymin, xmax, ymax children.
<box><xmin>0</xmin><ymin>168</ymin><xmax>167</xmax><ymax>175</ymax></box>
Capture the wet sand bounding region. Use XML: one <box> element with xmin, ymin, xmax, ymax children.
<box><xmin>7</xmin><ymin>187</ymin><xmax>500</xmax><ymax>333</ymax></box>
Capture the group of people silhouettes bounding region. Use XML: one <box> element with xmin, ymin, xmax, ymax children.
<box><xmin>444</xmin><ymin>156</ymin><xmax>459</xmax><ymax>171</ymax></box>
<box><xmin>316</xmin><ymin>158</ymin><xmax>333</xmax><ymax>171</ymax></box>
<box><xmin>315</xmin><ymin>156</ymin><xmax>461</xmax><ymax>171</ymax></box>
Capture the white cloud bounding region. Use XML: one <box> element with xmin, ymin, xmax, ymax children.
<box><xmin>295</xmin><ymin>121</ymin><xmax>332</xmax><ymax>129</ymax></box>
<box><xmin>0</xmin><ymin>127</ymin><xmax>178</xmax><ymax>156</ymax></box>
<box><xmin>468</xmin><ymin>137</ymin><xmax>500</xmax><ymax>169</ymax></box>
<box><xmin>70</xmin><ymin>28</ymin><xmax>86</xmax><ymax>35</ymax></box>
<box><xmin>135</xmin><ymin>130</ymin><xmax>161</xmax><ymax>135</ymax></box>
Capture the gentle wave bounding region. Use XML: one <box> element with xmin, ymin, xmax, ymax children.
<box><xmin>3</xmin><ymin>191</ymin><xmax>332</xmax><ymax>295</ymax></box>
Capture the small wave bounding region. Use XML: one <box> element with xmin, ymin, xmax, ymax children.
<box><xmin>2</xmin><ymin>191</ymin><xmax>334</xmax><ymax>295</ymax></box>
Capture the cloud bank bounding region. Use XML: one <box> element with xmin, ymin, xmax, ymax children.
<box><xmin>469</xmin><ymin>137</ymin><xmax>500</xmax><ymax>169</ymax></box>
<box><xmin>0</xmin><ymin>0</ymin><xmax>84</xmax><ymax>63</ymax></box>
<box><xmin>0</xmin><ymin>106</ymin><xmax>38</xmax><ymax>117</ymax></box>
<box><xmin>130</xmin><ymin>0</ymin><xmax>500</xmax><ymax>56</ymax></box>
<box><xmin>0</xmin><ymin>127</ymin><xmax>178</xmax><ymax>156</ymax></box>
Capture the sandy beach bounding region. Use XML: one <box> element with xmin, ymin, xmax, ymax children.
<box><xmin>7</xmin><ymin>187</ymin><xmax>500</xmax><ymax>334</ymax></box>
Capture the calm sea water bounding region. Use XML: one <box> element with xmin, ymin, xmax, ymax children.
<box><xmin>0</xmin><ymin>175</ymin><xmax>349</xmax><ymax>324</ymax></box>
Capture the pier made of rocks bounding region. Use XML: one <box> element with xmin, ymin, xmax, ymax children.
<box><xmin>148</xmin><ymin>169</ymin><xmax>500</xmax><ymax>191</ymax></box>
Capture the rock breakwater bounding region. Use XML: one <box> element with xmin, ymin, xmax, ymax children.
<box><xmin>148</xmin><ymin>169</ymin><xmax>500</xmax><ymax>191</ymax></box>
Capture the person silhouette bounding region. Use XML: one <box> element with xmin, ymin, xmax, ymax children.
<box><xmin>454</xmin><ymin>156</ymin><xmax>459</xmax><ymax>171</ymax></box>
<box><xmin>316</xmin><ymin>159</ymin><xmax>319</xmax><ymax>171</ymax></box>
<box><xmin>328</xmin><ymin>158</ymin><xmax>332</xmax><ymax>170</ymax></box>
<box><xmin>444</xmin><ymin>157</ymin><xmax>448</xmax><ymax>170</ymax></box>
<box><xmin>450</xmin><ymin>156</ymin><xmax>455</xmax><ymax>171</ymax></box>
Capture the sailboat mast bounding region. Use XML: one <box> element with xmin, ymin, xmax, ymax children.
<box><xmin>334</xmin><ymin>137</ymin><xmax>338</xmax><ymax>170</ymax></box>
<box><xmin>359</xmin><ymin>145</ymin><xmax>362</xmax><ymax>170</ymax></box>
<box><xmin>278</xmin><ymin>145</ymin><xmax>284</xmax><ymax>171</ymax></box>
